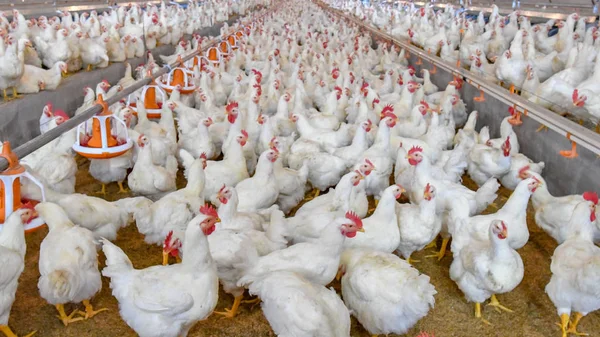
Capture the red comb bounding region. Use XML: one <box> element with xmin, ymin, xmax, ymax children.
<box><xmin>345</xmin><ymin>210</ymin><xmax>363</xmax><ymax>228</ymax></box>
<box><xmin>365</xmin><ymin>158</ymin><xmax>374</xmax><ymax>167</ymax></box>
<box><xmin>218</xmin><ymin>184</ymin><xmax>227</xmax><ymax>193</ymax></box>
<box><xmin>572</xmin><ymin>89</ymin><xmax>579</xmax><ymax>102</ymax></box>
<box><xmin>583</xmin><ymin>192</ymin><xmax>599</xmax><ymax>205</ymax></box>
<box><xmin>332</xmin><ymin>67</ymin><xmax>339</xmax><ymax>73</ymax></box>
<box><xmin>508</xmin><ymin>106</ymin><xmax>516</xmax><ymax>116</ymax></box>
<box><xmin>54</xmin><ymin>109</ymin><xmax>68</xmax><ymax>119</ymax></box>
<box><xmin>199</xmin><ymin>204</ymin><xmax>219</xmax><ymax>218</ymax></box>
<box><xmin>425</xmin><ymin>183</ymin><xmax>432</xmax><ymax>194</ymax></box>
<box><xmin>241</xmin><ymin>130</ymin><xmax>248</xmax><ymax>138</ymax></box>
<box><xmin>226</xmin><ymin>101</ymin><xmax>238</xmax><ymax>111</ymax></box>
<box><xmin>420</xmin><ymin>100</ymin><xmax>429</xmax><ymax>109</ymax></box>
<box><xmin>408</xmin><ymin>145</ymin><xmax>423</xmax><ymax>155</ymax></box>
<box><xmin>361</xmin><ymin>81</ymin><xmax>369</xmax><ymax>89</ymax></box>
<box><xmin>334</xmin><ymin>86</ymin><xmax>342</xmax><ymax>92</ymax></box>
<box><xmin>20</xmin><ymin>201</ymin><xmax>35</xmax><ymax>210</ymax></box>
<box><xmin>163</xmin><ymin>231</ymin><xmax>174</xmax><ymax>247</ymax></box>
<box><xmin>518</xmin><ymin>165</ymin><xmax>530</xmax><ymax>177</ymax></box>
<box><xmin>200</xmin><ymin>153</ymin><xmax>207</xmax><ymax>160</ymax></box>
<box><xmin>382</xmin><ymin>104</ymin><xmax>394</xmax><ymax>115</ymax></box>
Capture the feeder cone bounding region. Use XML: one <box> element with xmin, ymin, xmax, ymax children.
<box><xmin>88</xmin><ymin>96</ymin><xmax>118</xmax><ymax>148</ymax></box>
<box><xmin>208</xmin><ymin>47</ymin><xmax>219</xmax><ymax>62</ymax></box>
<box><xmin>171</xmin><ymin>69</ymin><xmax>186</xmax><ymax>88</ymax></box>
<box><xmin>144</xmin><ymin>87</ymin><xmax>160</xmax><ymax>109</ymax></box>
<box><xmin>0</xmin><ymin>141</ymin><xmax>25</xmax><ymax>224</ymax></box>
<box><xmin>219</xmin><ymin>41</ymin><xmax>229</xmax><ymax>53</ymax></box>
<box><xmin>228</xmin><ymin>35</ymin><xmax>236</xmax><ymax>46</ymax></box>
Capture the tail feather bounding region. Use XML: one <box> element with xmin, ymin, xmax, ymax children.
<box><xmin>298</xmin><ymin>160</ymin><xmax>310</xmax><ymax>183</ymax></box>
<box><xmin>40</xmin><ymin>269</ymin><xmax>78</xmax><ymax>300</ymax></box>
<box><xmin>177</xmin><ymin>148</ymin><xmax>195</xmax><ymax>178</ymax></box>
<box><xmin>474</xmin><ymin>178</ymin><xmax>500</xmax><ymax>214</ymax></box>
<box><xmin>112</xmin><ymin>196</ymin><xmax>153</xmax><ymax>218</ymax></box>
<box><xmin>100</xmin><ymin>238</ymin><xmax>134</xmax><ymax>278</ymax></box>
<box><xmin>478</xmin><ymin>126</ymin><xmax>490</xmax><ymax>144</ymax></box>
<box><xmin>265</xmin><ymin>209</ymin><xmax>289</xmax><ymax>249</ymax></box>
<box><xmin>165</xmin><ymin>155</ymin><xmax>179</xmax><ymax>177</ymax></box>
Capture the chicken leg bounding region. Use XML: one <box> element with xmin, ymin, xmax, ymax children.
<box><xmin>81</xmin><ymin>300</ymin><xmax>108</xmax><ymax>319</ymax></box>
<box><xmin>11</xmin><ymin>88</ymin><xmax>21</xmax><ymax>100</ymax></box>
<box><xmin>557</xmin><ymin>313</ymin><xmax>570</xmax><ymax>337</ymax></box>
<box><xmin>86</xmin><ymin>64</ymin><xmax>93</xmax><ymax>72</ymax></box>
<box><xmin>0</xmin><ymin>325</ymin><xmax>36</xmax><ymax>337</ymax></box>
<box><xmin>117</xmin><ymin>181</ymin><xmax>129</xmax><ymax>193</ymax></box>
<box><xmin>426</xmin><ymin>237</ymin><xmax>449</xmax><ymax>261</ymax></box>
<box><xmin>474</xmin><ymin>303</ymin><xmax>491</xmax><ymax>325</ymax></box>
<box><xmin>406</xmin><ymin>256</ymin><xmax>420</xmax><ymax>264</ymax></box>
<box><xmin>55</xmin><ymin>304</ymin><xmax>84</xmax><ymax>326</ymax></box>
<box><xmin>487</xmin><ymin>294</ymin><xmax>513</xmax><ymax>313</ymax></box>
<box><xmin>214</xmin><ymin>295</ymin><xmax>243</xmax><ymax>319</ymax></box>
<box><xmin>566</xmin><ymin>312</ymin><xmax>588</xmax><ymax>336</ymax></box>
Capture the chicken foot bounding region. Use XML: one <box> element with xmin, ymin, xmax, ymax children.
<box><xmin>81</xmin><ymin>300</ymin><xmax>108</xmax><ymax>320</ymax></box>
<box><xmin>486</xmin><ymin>294</ymin><xmax>513</xmax><ymax>313</ymax></box>
<box><xmin>0</xmin><ymin>325</ymin><xmax>36</xmax><ymax>337</ymax></box>
<box><xmin>406</xmin><ymin>256</ymin><xmax>420</xmax><ymax>264</ymax></box>
<box><xmin>474</xmin><ymin>303</ymin><xmax>491</xmax><ymax>325</ymax></box>
<box><xmin>162</xmin><ymin>252</ymin><xmax>182</xmax><ymax>266</ymax></box>
<box><xmin>214</xmin><ymin>295</ymin><xmax>243</xmax><ymax>319</ymax></box>
<box><xmin>98</xmin><ymin>184</ymin><xmax>107</xmax><ymax>195</ymax></box>
<box><xmin>423</xmin><ymin>238</ymin><xmax>437</xmax><ymax>250</ymax></box>
<box><xmin>557</xmin><ymin>313</ymin><xmax>570</xmax><ymax>337</ymax></box>
<box><xmin>55</xmin><ymin>304</ymin><xmax>84</xmax><ymax>326</ymax></box>
<box><xmin>425</xmin><ymin>237</ymin><xmax>450</xmax><ymax>261</ymax></box>
<box><xmin>86</xmin><ymin>64</ymin><xmax>93</xmax><ymax>72</ymax></box>
<box><xmin>565</xmin><ymin>312</ymin><xmax>588</xmax><ymax>336</ymax></box>
<box><xmin>117</xmin><ymin>181</ymin><xmax>129</xmax><ymax>193</ymax></box>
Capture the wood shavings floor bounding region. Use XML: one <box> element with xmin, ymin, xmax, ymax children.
<box><xmin>9</xmin><ymin>156</ymin><xmax>600</xmax><ymax>337</ymax></box>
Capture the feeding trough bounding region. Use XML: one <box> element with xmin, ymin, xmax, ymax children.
<box><xmin>207</xmin><ymin>46</ymin><xmax>221</xmax><ymax>67</ymax></box>
<box><xmin>218</xmin><ymin>40</ymin><xmax>232</xmax><ymax>57</ymax></box>
<box><xmin>0</xmin><ymin>142</ymin><xmax>46</xmax><ymax>233</ymax></box>
<box><xmin>227</xmin><ymin>35</ymin><xmax>238</xmax><ymax>50</ymax></box>
<box><xmin>73</xmin><ymin>95</ymin><xmax>133</xmax><ymax>159</ymax></box>
<box><xmin>127</xmin><ymin>84</ymin><xmax>167</xmax><ymax>119</ymax></box>
<box><xmin>156</xmin><ymin>56</ymin><xmax>197</xmax><ymax>94</ymax></box>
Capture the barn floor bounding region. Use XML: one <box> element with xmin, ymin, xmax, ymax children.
<box><xmin>9</xmin><ymin>156</ymin><xmax>600</xmax><ymax>337</ymax></box>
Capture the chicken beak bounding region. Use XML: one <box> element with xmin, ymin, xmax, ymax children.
<box><xmin>215</xmin><ymin>217</ymin><xmax>221</xmax><ymax>223</ymax></box>
<box><xmin>499</xmin><ymin>229</ymin><xmax>508</xmax><ymax>239</ymax></box>
<box><xmin>357</xmin><ymin>227</ymin><xmax>365</xmax><ymax>233</ymax></box>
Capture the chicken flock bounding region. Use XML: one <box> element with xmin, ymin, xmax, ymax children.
<box><xmin>1</xmin><ymin>1</ymin><xmax>600</xmax><ymax>337</ymax></box>
<box><xmin>340</xmin><ymin>0</ymin><xmax>600</xmax><ymax>132</ymax></box>
<box><xmin>0</xmin><ymin>0</ymin><xmax>243</xmax><ymax>101</ymax></box>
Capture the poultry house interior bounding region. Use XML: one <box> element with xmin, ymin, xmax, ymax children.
<box><xmin>1</xmin><ymin>0</ymin><xmax>600</xmax><ymax>337</ymax></box>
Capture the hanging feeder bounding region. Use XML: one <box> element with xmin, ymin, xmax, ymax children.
<box><xmin>73</xmin><ymin>95</ymin><xmax>133</xmax><ymax>159</ymax></box>
<box><xmin>207</xmin><ymin>46</ymin><xmax>222</xmax><ymax>67</ymax></box>
<box><xmin>0</xmin><ymin>142</ymin><xmax>46</xmax><ymax>233</ymax></box>
<box><xmin>227</xmin><ymin>35</ymin><xmax>238</xmax><ymax>50</ymax></box>
<box><xmin>127</xmin><ymin>84</ymin><xmax>167</xmax><ymax>119</ymax></box>
<box><xmin>184</xmin><ymin>55</ymin><xmax>208</xmax><ymax>71</ymax></box>
<box><xmin>218</xmin><ymin>40</ymin><xmax>232</xmax><ymax>58</ymax></box>
<box><xmin>156</xmin><ymin>59</ymin><xmax>197</xmax><ymax>94</ymax></box>
<box><xmin>235</xmin><ymin>30</ymin><xmax>244</xmax><ymax>39</ymax></box>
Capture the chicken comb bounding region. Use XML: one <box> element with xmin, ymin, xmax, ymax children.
<box><xmin>163</xmin><ymin>231</ymin><xmax>175</xmax><ymax>247</ymax></box>
<box><xmin>361</xmin><ymin>81</ymin><xmax>369</xmax><ymax>89</ymax></box>
<box><xmin>419</xmin><ymin>100</ymin><xmax>430</xmax><ymax>109</ymax></box>
<box><xmin>508</xmin><ymin>106</ymin><xmax>516</xmax><ymax>116</ymax></box>
<box><xmin>408</xmin><ymin>65</ymin><xmax>416</xmax><ymax>73</ymax></box>
<box><xmin>199</xmin><ymin>204</ymin><xmax>219</xmax><ymax>218</ymax></box>
<box><xmin>424</xmin><ymin>183</ymin><xmax>432</xmax><ymax>194</ymax></box>
<box><xmin>218</xmin><ymin>184</ymin><xmax>227</xmax><ymax>194</ymax></box>
<box><xmin>54</xmin><ymin>109</ymin><xmax>69</xmax><ymax>119</ymax></box>
<box><xmin>572</xmin><ymin>89</ymin><xmax>579</xmax><ymax>102</ymax></box>
<box><xmin>373</xmin><ymin>98</ymin><xmax>380</xmax><ymax>104</ymax></box>
<box><xmin>345</xmin><ymin>210</ymin><xmax>363</xmax><ymax>229</ymax></box>
<box><xmin>241</xmin><ymin>130</ymin><xmax>249</xmax><ymax>139</ymax></box>
<box><xmin>366</xmin><ymin>119</ymin><xmax>372</xmax><ymax>126</ymax></box>
<box><xmin>365</xmin><ymin>158</ymin><xmax>374</xmax><ymax>168</ymax></box>
<box><xmin>101</xmin><ymin>79</ymin><xmax>110</xmax><ymax>85</ymax></box>
<box><xmin>226</xmin><ymin>101</ymin><xmax>238</xmax><ymax>111</ymax></box>
<box><xmin>334</xmin><ymin>86</ymin><xmax>342</xmax><ymax>92</ymax></box>
<box><xmin>504</xmin><ymin>136</ymin><xmax>511</xmax><ymax>147</ymax></box>
<box><xmin>331</xmin><ymin>67</ymin><xmax>339</xmax><ymax>74</ymax></box>
<box><xmin>518</xmin><ymin>166</ymin><xmax>530</xmax><ymax>178</ymax></box>
<box><xmin>20</xmin><ymin>201</ymin><xmax>35</xmax><ymax>211</ymax></box>
<box><xmin>408</xmin><ymin>145</ymin><xmax>423</xmax><ymax>155</ymax></box>
<box><xmin>200</xmin><ymin>153</ymin><xmax>207</xmax><ymax>160</ymax></box>
<box><xmin>45</xmin><ymin>102</ymin><xmax>53</xmax><ymax>110</ymax></box>
<box><xmin>583</xmin><ymin>192</ymin><xmax>599</xmax><ymax>205</ymax></box>
<box><xmin>382</xmin><ymin>104</ymin><xmax>394</xmax><ymax>115</ymax></box>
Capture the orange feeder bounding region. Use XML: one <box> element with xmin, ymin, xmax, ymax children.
<box><xmin>73</xmin><ymin>96</ymin><xmax>133</xmax><ymax>159</ymax></box>
<box><xmin>236</xmin><ymin>30</ymin><xmax>244</xmax><ymax>39</ymax></box>
<box><xmin>184</xmin><ymin>55</ymin><xmax>207</xmax><ymax>70</ymax></box>
<box><xmin>219</xmin><ymin>40</ymin><xmax>232</xmax><ymax>57</ymax></box>
<box><xmin>227</xmin><ymin>35</ymin><xmax>238</xmax><ymax>50</ymax></box>
<box><xmin>127</xmin><ymin>84</ymin><xmax>167</xmax><ymax>119</ymax></box>
<box><xmin>0</xmin><ymin>142</ymin><xmax>46</xmax><ymax>233</ymax></box>
<box><xmin>156</xmin><ymin>66</ymin><xmax>197</xmax><ymax>94</ymax></box>
<box><xmin>207</xmin><ymin>46</ymin><xmax>221</xmax><ymax>67</ymax></box>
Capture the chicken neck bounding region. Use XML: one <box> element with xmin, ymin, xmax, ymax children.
<box><xmin>181</xmin><ymin>220</ymin><xmax>214</xmax><ymax>270</ymax></box>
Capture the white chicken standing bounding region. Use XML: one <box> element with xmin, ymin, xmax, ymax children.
<box><xmin>339</xmin><ymin>248</ymin><xmax>436</xmax><ymax>336</ymax></box>
<box><xmin>235</xmin><ymin>149</ymin><xmax>280</xmax><ymax>212</ymax></box>
<box><xmin>35</xmin><ymin>202</ymin><xmax>106</xmax><ymax>326</ymax></box>
<box><xmin>0</xmin><ymin>208</ymin><xmax>38</xmax><ymax>337</ymax></box>
<box><xmin>101</xmin><ymin>205</ymin><xmax>220</xmax><ymax>337</ymax></box>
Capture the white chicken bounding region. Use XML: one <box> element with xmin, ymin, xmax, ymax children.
<box><xmin>35</xmin><ymin>202</ymin><xmax>106</xmax><ymax>326</ymax></box>
<box><xmin>339</xmin><ymin>248</ymin><xmax>436</xmax><ymax>336</ymax></box>
<box><xmin>101</xmin><ymin>206</ymin><xmax>220</xmax><ymax>337</ymax></box>
<box><xmin>235</xmin><ymin>149</ymin><xmax>279</xmax><ymax>212</ymax></box>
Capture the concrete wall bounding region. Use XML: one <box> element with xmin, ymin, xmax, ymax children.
<box><xmin>0</xmin><ymin>17</ymin><xmax>237</xmax><ymax>149</ymax></box>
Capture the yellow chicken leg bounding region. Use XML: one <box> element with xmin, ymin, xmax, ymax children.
<box><xmin>214</xmin><ymin>295</ymin><xmax>243</xmax><ymax>319</ymax></box>
<box><xmin>98</xmin><ymin>184</ymin><xmax>106</xmax><ymax>195</ymax></box>
<box><xmin>0</xmin><ymin>325</ymin><xmax>36</xmax><ymax>337</ymax></box>
<box><xmin>117</xmin><ymin>181</ymin><xmax>129</xmax><ymax>193</ymax></box>
<box><xmin>426</xmin><ymin>237</ymin><xmax>449</xmax><ymax>261</ymax></box>
<box><xmin>3</xmin><ymin>89</ymin><xmax>9</xmax><ymax>101</ymax></box>
<box><xmin>424</xmin><ymin>237</ymin><xmax>438</xmax><ymax>250</ymax></box>
<box><xmin>55</xmin><ymin>304</ymin><xmax>84</xmax><ymax>326</ymax></box>
<box><xmin>406</xmin><ymin>256</ymin><xmax>420</xmax><ymax>264</ymax></box>
<box><xmin>11</xmin><ymin>87</ymin><xmax>21</xmax><ymax>99</ymax></box>
<box><xmin>241</xmin><ymin>297</ymin><xmax>261</xmax><ymax>305</ymax></box>
<box><xmin>557</xmin><ymin>313</ymin><xmax>570</xmax><ymax>337</ymax></box>
<box><xmin>474</xmin><ymin>302</ymin><xmax>491</xmax><ymax>325</ymax></box>
<box><xmin>566</xmin><ymin>312</ymin><xmax>588</xmax><ymax>336</ymax></box>
<box><xmin>86</xmin><ymin>64</ymin><xmax>93</xmax><ymax>71</ymax></box>
<box><xmin>82</xmin><ymin>300</ymin><xmax>108</xmax><ymax>319</ymax></box>
<box><xmin>162</xmin><ymin>251</ymin><xmax>169</xmax><ymax>266</ymax></box>
<box><xmin>487</xmin><ymin>294</ymin><xmax>514</xmax><ymax>313</ymax></box>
